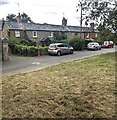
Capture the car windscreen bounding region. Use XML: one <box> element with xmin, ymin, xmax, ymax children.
<box><xmin>57</xmin><ymin>44</ymin><xmax>64</xmax><ymax>47</ymax></box>
<box><xmin>49</xmin><ymin>45</ymin><xmax>56</xmax><ymax>48</ymax></box>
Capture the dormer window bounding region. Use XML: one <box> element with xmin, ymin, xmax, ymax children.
<box><xmin>32</xmin><ymin>31</ymin><xmax>37</xmax><ymax>38</ymax></box>
<box><xmin>15</xmin><ymin>31</ymin><xmax>20</xmax><ymax>37</ymax></box>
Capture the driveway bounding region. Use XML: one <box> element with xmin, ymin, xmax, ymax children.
<box><xmin>2</xmin><ymin>46</ymin><xmax>116</xmax><ymax>76</ymax></box>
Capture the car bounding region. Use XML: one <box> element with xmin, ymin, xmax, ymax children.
<box><xmin>87</xmin><ymin>42</ymin><xmax>101</xmax><ymax>50</ymax></box>
<box><xmin>102</xmin><ymin>41</ymin><xmax>114</xmax><ymax>48</ymax></box>
<box><xmin>48</xmin><ymin>43</ymin><xmax>74</xmax><ymax>56</ymax></box>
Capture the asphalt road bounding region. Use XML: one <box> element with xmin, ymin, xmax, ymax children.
<box><xmin>2</xmin><ymin>47</ymin><xmax>116</xmax><ymax>76</ymax></box>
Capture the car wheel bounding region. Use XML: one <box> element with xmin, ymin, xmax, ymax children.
<box><xmin>95</xmin><ymin>47</ymin><xmax>97</xmax><ymax>51</ymax></box>
<box><xmin>70</xmin><ymin>50</ymin><xmax>74</xmax><ymax>54</ymax></box>
<box><xmin>57</xmin><ymin>51</ymin><xmax>61</xmax><ymax>56</ymax></box>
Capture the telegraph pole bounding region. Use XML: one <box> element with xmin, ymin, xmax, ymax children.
<box><xmin>76</xmin><ymin>0</ymin><xmax>83</xmax><ymax>38</ymax></box>
<box><xmin>80</xmin><ymin>1</ymin><xmax>83</xmax><ymax>38</ymax></box>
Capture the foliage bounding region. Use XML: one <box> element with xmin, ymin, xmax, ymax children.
<box><xmin>53</xmin><ymin>31</ymin><xmax>67</xmax><ymax>40</ymax></box>
<box><xmin>51</xmin><ymin>39</ymin><xmax>68</xmax><ymax>44</ymax></box>
<box><xmin>14</xmin><ymin>44</ymin><xmax>48</xmax><ymax>56</ymax></box>
<box><xmin>6</xmin><ymin>12</ymin><xmax>33</xmax><ymax>23</ymax></box>
<box><xmin>8</xmin><ymin>37</ymin><xmax>19</xmax><ymax>53</ymax></box>
<box><xmin>8</xmin><ymin>37</ymin><xmax>48</xmax><ymax>56</ymax></box>
<box><xmin>76</xmin><ymin>0</ymin><xmax>117</xmax><ymax>44</ymax></box>
<box><xmin>21</xmin><ymin>13</ymin><xmax>33</xmax><ymax>23</ymax></box>
<box><xmin>68</xmin><ymin>37</ymin><xmax>85</xmax><ymax>51</ymax></box>
<box><xmin>95</xmin><ymin>24</ymin><xmax>117</xmax><ymax>44</ymax></box>
<box><xmin>19</xmin><ymin>39</ymin><xmax>37</xmax><ymax>46</ymax></box>
<box><xmin>76</xmin><ymin>0</ymin><xmax>117</xmax><ymax>33</ymax></box>
<box><xmin>6</xmin><ymin>14</ymin><xmax>17</xmax><ymax>22</ymax></box>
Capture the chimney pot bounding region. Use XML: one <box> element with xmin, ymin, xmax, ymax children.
<box><xmin>62</xmin><ymin>17</ymin><xmax>67</xmax><ymax>26</ymax></box>
<box><xmin>16</xmin><ymin>13</ymin><xmax>21</xmax><ymax>23</ymax></box>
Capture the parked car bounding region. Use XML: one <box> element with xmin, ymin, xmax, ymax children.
<box><xmin>48</xmin><ymin>43</ymin><xmax>74</xmax><ymax>56</ymax></box>
<box><xmin>102</xmin><ymin>41</ymin><xmax>114</xmax><ymax>48</ymax></box>
<box><xmin>87</xmin><ymin>42</ymin><xmax>101</xmax><ymax>50</ymax></box>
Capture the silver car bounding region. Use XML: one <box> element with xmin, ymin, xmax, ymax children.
<box><xmin>87</xmin><ymin>42</ymin><xmax>101</xmax><ymax>50</ymax></box>
<box><xmin>48</xmin><ymin>43</ymin><xmax>74</xmax><ymax>56</ymax></box>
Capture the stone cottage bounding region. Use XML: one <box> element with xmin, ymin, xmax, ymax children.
<box><xmin>2</xmin><ymin>15</ymin><xmax>98</xmax><ymax>43</ymax></box>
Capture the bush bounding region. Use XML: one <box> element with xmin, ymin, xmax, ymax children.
<box><xmin>14</xmin><ymin>44</ymin><xmax>48</xmax><ymax>56</ymax></box>
<box><xmin>39</xmin><ymin>47</ymin><xmax>49</xmax><ymax>55</ymax></box>
<box><xmin>68</xmin><ymin>37</ymin><xmax>85</xmax><ymax>51</ymax></box>
<box><xmin>19</xmin><ymin>39</ymin><xmax>37</xmax><ymax>46</ymax></box>
<box><xmin>8</xmin><ymin>37</ymin><xmax>19</xmax><ymax>53</ymax></box>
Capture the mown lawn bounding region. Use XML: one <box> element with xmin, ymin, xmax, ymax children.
<box><xmin>2</xmin><ymin>52</ymin><xmax>116</xmax><ymax>119</ymax></box>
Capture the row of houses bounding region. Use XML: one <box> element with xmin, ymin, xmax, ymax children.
<box><xmin>0</xmin><ymin>14</ymin><xmax>98</xmax><ymax>43</ymax></box>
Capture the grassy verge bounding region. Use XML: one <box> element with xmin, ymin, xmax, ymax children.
<box><xmin>2</xmin><ymin>52</ymin><xmax>116</xmax><ymax>118</ymax></box>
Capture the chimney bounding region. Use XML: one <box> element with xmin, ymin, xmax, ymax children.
<box><xmin>16</xmin><ymin>13</ymin><xmax>21</xmax><ymax>23</ymax></box>
<box><xmin>62</xmin><ymin>17</ymin><xmax>67</xmax><ymax>26</ymax></box>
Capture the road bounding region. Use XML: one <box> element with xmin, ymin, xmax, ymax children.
<box><xmin>2</xmin><ymin>47</ymin><xmax>116</xmax><ymax>76</ymax></box>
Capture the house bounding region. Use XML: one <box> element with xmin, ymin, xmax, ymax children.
<box><xmin>0</xmin><ymin>20</ymin><xmax>3</xmax><ymax>38</ymax></box>
<box><xmin>1</xmin><ymin>15</ymin><xmax>98</xmax><ymax>44</ymax></box>
<box><xmin>0</xmin><ymin>20</ymin><xmax>9</xmax><ymax>61</ymax></box>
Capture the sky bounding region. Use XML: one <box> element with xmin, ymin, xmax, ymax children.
<box><xmin>0</xmin><ymin>0</ymin><xmax>83</xmax><ymax>26</ymax></box>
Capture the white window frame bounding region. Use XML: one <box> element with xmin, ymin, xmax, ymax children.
<box><xmin>95</xmin><ymin>33</ymin><xmax>98</xmax><ymax>37</ymax></box>
<box><xmin>50</xmin><ymin>32</ymin><xmax>53</xmax><ymax>37</ymax></box>
<box><xmin>32</xmin><ymin>31</ymin><xmax>37</xmax><ymax>38</ymax></box>
<box><xmin>15</xmin><ymin>31</ymin><xmax>20</xmax><ymax>37</ymax></box>
<box><xmin>86</xmin><ymin>33</ymin><xmax>89</xmax><ymax>38</ymax></box>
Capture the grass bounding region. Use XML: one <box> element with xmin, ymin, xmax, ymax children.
<box><xmin>2</xmin><ymin>52</ymin><xmax>116</xmax><ymax>119</ymax></box>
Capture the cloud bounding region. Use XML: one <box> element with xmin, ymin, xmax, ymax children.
<box><xmin>45</xmin><ymin>11</ymin><xmax>58</xmax><ymax>15</ymax></box>
<box><xmin>0</xmin><ymin>0</ymin><xmax>9</xmax><ymax>5</ymax></box>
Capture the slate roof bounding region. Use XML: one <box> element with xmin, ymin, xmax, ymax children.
<box><xmin>5</xmin><ymin>21</ymin><xmax>95</xmax><ymax>32</ymax></box>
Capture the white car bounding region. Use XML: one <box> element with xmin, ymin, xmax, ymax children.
<box><xmin>87</xmin><ymin>42</ymin><xmax>101</xmax><ymax>50</ymax></box>
<box><xmin>48</xmin><ymin>43</ymin><xmax>74</xmax><ymax>56</ymax></box>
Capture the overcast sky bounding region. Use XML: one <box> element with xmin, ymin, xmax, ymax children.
<box><xmin>0</xmin><ymin>0</ymin><xmax>84</xmax><ymax>26</ymax></box>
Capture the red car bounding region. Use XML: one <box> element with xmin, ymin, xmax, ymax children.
<box><xmin>102</xmin><ymin>41</ymin><xmax>114</xmax><ymax>48</ymax></box>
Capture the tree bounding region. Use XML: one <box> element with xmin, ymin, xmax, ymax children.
<box><xmin>6</xmin><ymin>13</ymin><xmax>33</xmax><ymax>23</ymax></box>
<box><xmin>107</xmin><ymin>1</ymin><xmax>117</xmax><ymax>33</ymax></box>
<box><xmin>76</xmin><ymin>0</ymin><xmax>117</xmax><ymax>32</ymax></box>
<box><xmin>53</xmin><ymin>31</ymin><xmax>67</xmax><ymax>40</ymax></box>
<box><xmin>21</xmin><ymin>13</ymin><xmax>33</xmax><ymax>23</ymax></box>
<box><xmin>6</xmin><ymin>14</ymin><xmax>17</xmax><ymax>22</ymax></box>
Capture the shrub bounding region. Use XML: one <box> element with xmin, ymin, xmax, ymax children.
<box><xmin>8</xmin><ymin>37</ymin><xmax>19</xmax><ymax>53</ymax></box>
<box><xmin>19</xmin><ymin>39</ymin><xmax>37</xmax><ymax>46</ymax></box>
<box><xmin>53</xmin><ymin>31</ymin><xmax>67</xmax><ymax>40</ymax></box>
<box><xmin>14</xmin><ymin>44</ymin><xmax>48</xmax><ymax>56</ymax></box>
<box><xmin>68</xmin><ymin>37</ymin><xmax>85</xmax><ymax>51</ymax></box>
<box><xmin>38</xmin><ymin>47</ymin><xmax>49</xmax><ymax>55</ymax></box>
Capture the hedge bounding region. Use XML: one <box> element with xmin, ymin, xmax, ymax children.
<box><xmin>68</xmin><ymin>37</ymin><xmax>85</xmax><ymax>51</ymax></box>
<box><xmin>13</xmin><ymin>44</ymin><xmax>48</xmax><ymax>56</ymax></box>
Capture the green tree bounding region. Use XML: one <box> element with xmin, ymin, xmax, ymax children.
<box><xmin>76</xmin><ymin>0</ymin><xmax>116</xmax><ymax>31</ymax></box>
<box><xmin>77</xmin><ymin>0</ymin><xmax>117</xmax><ymax>43</ymax></box>
<box><xmin>6</xmin><ymin>13</ymin><xmax>33</xmax><ymax>23</ymax></box>
<box><xmin>53</xmin><ymin>31</ymin><xmax>67</xmax><ymax>40</ymax></box>
<box><xmin>21</xmin><ymin>13</ymin><xmax>33</xmax><ymax>23</ymax></box>
<box><xmin>6</xmin><ymin>14</ymin><xmax>17</xmax><ymax>22</ymax></box>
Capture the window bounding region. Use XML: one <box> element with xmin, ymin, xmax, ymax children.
<box><xmin>15</xmin><ymin>31</ymin><xmax>20</xmax><ymax>37</ymax></box>
<box><xmin>50</xmin><ymin>32</ymin><xmax>53</xmax><ymax>37</ymax></box>
<box><xmin>95</xmin><ymin>33</ymin><xmax>98</xmax><ymax>37</ymax></box>
<box><xmin>86</xmin><ymin>33</ymin><xmax>89</xmax><ymax>38</ymax></box>
<box><xmin>32</xmin><ymin>31</ymin><xmax>37</xmax><ymax>37</ymax></box>
<box><xmin>57</xmin><ymin>44</ymin><xmax>64</xmax><ymax>47</ymax></box>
